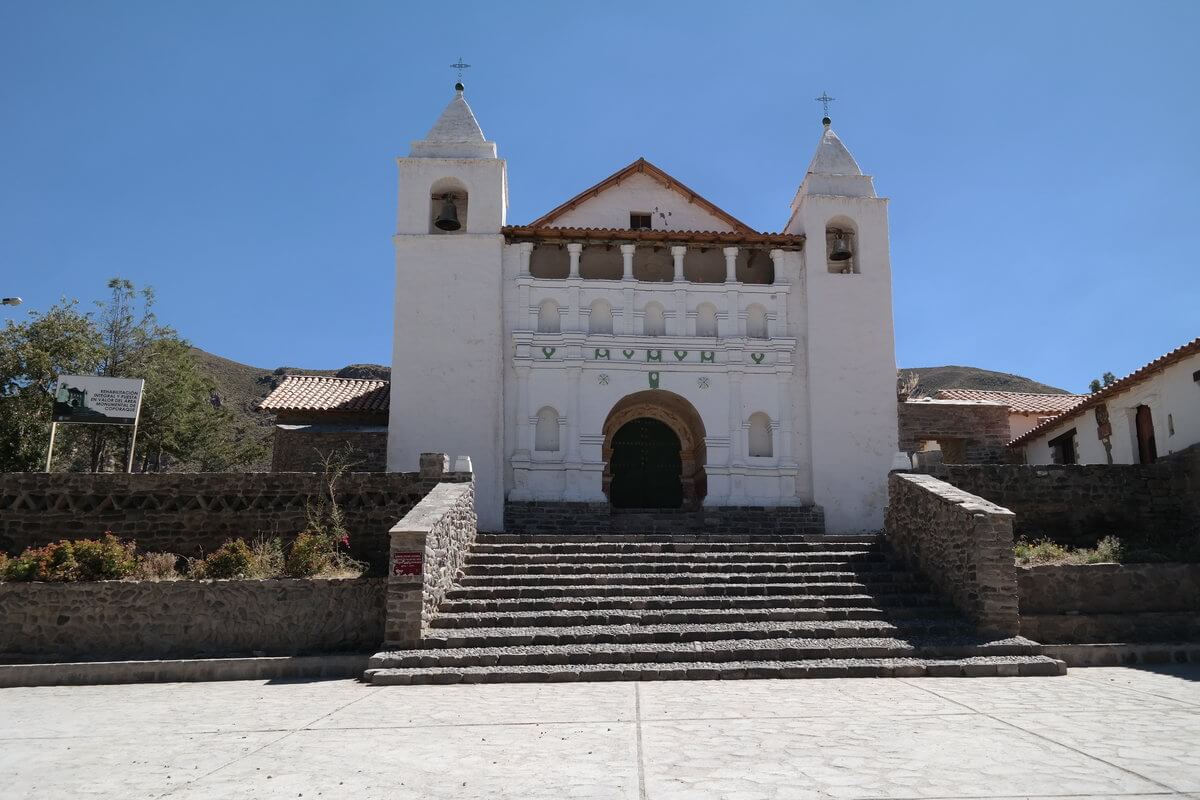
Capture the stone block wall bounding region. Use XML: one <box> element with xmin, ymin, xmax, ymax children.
<box><xmin>0</xmin><ymin>465</ymin><xmax>472</xmax><ymax>573</ymax></box>
<box><xmin>898</xmin><ymin>401</ymin><xmax>1012</xmax><ymax>464</ymax></box>
<box><xmin>1019</xmin><ymin>563</ymin><xmax>1200</xmax><ymax>643</ymax></box>
<box><xmin>270</xmin><ymin>428</ymin><xmax>387</xmax><ymax>472</ymax></box>
<box><xmin>885</xmin><ymin>472</ymin><xmax>1019</xmax><ymax>635</ymax></box>
<box><xmin>925</xmin><ymin>446</ymin><xmax>1200</xmax><ymax>547</ymax></box>
<box><xmin>504</xmin><ymin>502</ymin><xmax>825</xmax><ymax>536</ymax></box>
<box><xmin>0</xmin><ymin>578</ymin><xmax>385</xmax><ymax>661</ymax></box>
<box><xmin>385</xmin><ymin>481</ymin><xmax>477</xmax><ymax>647</ymax></box>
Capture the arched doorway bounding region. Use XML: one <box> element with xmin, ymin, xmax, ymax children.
<box><xmin>602</xmin><ymin>390</ymin><xmax>707</xmax><ymax>510</ymax></box>
<box><xmin>610</xmin><ymin>419</ymin><xmax>683</xmax><ymax>508</ymax></box>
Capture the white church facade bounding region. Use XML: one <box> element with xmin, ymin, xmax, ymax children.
<box><xmin>387</xmin><ymin>84</ymin><xmax>902</xmax><ymax>533</ymax></box>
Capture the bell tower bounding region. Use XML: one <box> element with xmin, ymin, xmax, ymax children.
<box><xmin>388</xmin><ymin>83</ymin><xmax>508</xmax><ymax>530</ymax></box>
<box><xmin>785</xmin><ymin>116</ymin><xmax>900</xmax><ymax>532</ymax></box>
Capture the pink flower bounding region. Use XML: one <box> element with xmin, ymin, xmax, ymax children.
<box><xmin>340</xmin><ymin>535</ymin><xmax>350</xmax><ymax>547</ymax></box>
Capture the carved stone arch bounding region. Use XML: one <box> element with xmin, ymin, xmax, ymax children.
<box><xmin>601</xmin><ymin>390</ymin><xmax>707</xmax><ymax>510</ymax></box>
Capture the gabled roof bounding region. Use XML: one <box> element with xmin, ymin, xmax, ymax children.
<box><xmin>258</xmin><ymin>375</ymin><xmax>390</xmax><ymax>414</ymax></box>
<box><xmin>528</xmin><ymin>158</ymin><xmax>756</xmax><ymax>233</ymax></box>
<box><xmin>935</xmin><ymin>389</ymin><xmax>1087</xmax><ymax>416</ymax></box>
<box><xmin>1009</xmin><ymin>336</ymin><xmax>1200</xmax><ymax>447</ymax></box>
<box><xmin>501</xmin><ymin>225</ymin><xmax>804</xmax><ymax>248</ymax></box>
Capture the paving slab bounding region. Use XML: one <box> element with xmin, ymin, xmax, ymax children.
<box><xmin>0</xmin><ymin>667</ymin><xmax>1197</xmax><ymax>799</ymax></box>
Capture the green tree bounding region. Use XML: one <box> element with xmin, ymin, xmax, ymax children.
<box><xmin>0</xmin><ymin>278</ymin><xmax>266</xmax><ymax>472</ymax></box>
<box><xmin>1087</xmin><ymin>371</ymin><xmax>1117</xmax><ymax>394</ymax></box>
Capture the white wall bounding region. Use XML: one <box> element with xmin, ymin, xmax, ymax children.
<box><xmin>388</xmin><ymin>155</ymin><xmax>508</xmax><ymax>531</ymax></box>
<box><xmin>1021</xmin><ymin>351</ymin><xmax>1200</xmax><ymax>465</ymax></box>
<box><xmin>549</xmin><ymin>173</ymin><xmax>738</xmax><ymax>232</ymax></box>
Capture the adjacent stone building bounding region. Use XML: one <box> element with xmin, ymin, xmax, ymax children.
<box><xmin>259</xmin><ymin>375</ymin><xmax>389</xmax><ymax>471</ymax></box>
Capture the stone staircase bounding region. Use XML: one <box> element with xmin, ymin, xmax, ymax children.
<box><xmin>365</xmin><ymin>533</ymin><xmax>1065</xmax><ymax>685</ymax></box>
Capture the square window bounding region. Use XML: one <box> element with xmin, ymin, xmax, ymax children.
<box><xmin>629</xmin><ymin>213</ymin><xmax>652</xmax><ymax>230</ymax></box>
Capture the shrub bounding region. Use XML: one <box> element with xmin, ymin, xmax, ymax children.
<box><xmin>200</xmin><ymin>539</ymin><xmax>255</xmax><ymax>579</ymax></box>
<box><xmin>73</xmin><ymin>534</ymin><xmax>138</xmax><ymax>581</ymax></box>
<box><xmin>134</xmin><ymin>552</ymin><xmax>181</xmax><ymax>581</ymax></box>
<box><xmin>1082</xmin><ymin>535</ymin><xmax>1124</xmax><ymax>564</ymax></box>
<box><xmin>248</xmin><ymin>536</ymin><xmax>284</xmax><ymax>579</ymax></box>
<box><xmin>4</xmin><ymin>541</ymin><xmax>77</xmax><ymax>581</ymax></box>
<box><xmin>285</xmin><ymin>531</ymin><xmax>331</xmax><ymax>578</ymax></box>
<box><xmin>1013</xmin><ymin>538</ymin><xmax>1070</xmax><ymax>566</ymax></box>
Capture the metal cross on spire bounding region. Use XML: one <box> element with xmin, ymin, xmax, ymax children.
<box><xmin>450</xmin><ymin>57</ymin><xmax>471</xmax><ymax>81</ymax></box>
<box><xmin>815</xmin><ymin>91</ymin><xmax>836</xmax><ymax>116</ymax></box>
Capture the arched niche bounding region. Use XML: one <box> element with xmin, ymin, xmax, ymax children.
<box><xmin>601</xmin><ymin>389</ymin><xmax>707</xmax><ymax>510</ymax></box>
<box><xmin>429</xmin><ymin>177</ymin><xmax>469</xmax><ymax>235</ymax></box>
<box><xmin>642</xmin><ymin>302</ymin><xmax>666</xmax><ymax>336</ymax></box>
<box><xmin>589</xmin><ymin>299</ymin><xmax>613</xmax><ymax>334</ymax></box>
<box><xmin>826</xmin><ymin>215</ymin><xmax>858</xmax><ymax>274</ymax></box>
<box><xmin>745</xmin><ymin>304</ymin><xmax>769</xmax><ymax>339</ymax></box>
<box><xmin>537</xmin><ymin>299</ymin><xmax>561</xmax><ymax>333</ymax></box>
<box><xmin>535</xmin><ymin>406</ymin><xmax>560</xmax><ymax>452</ymax></box>
<box><xmin>748</xmin><ymin>412</ymin><xmax>773</xmax><ymax>457</ymax></box>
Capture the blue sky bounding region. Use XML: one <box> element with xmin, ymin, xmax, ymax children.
<box><xmin>2</xmin><ymin>1</ymin><xmax>1197</xmax><ymax>393</ymax></box>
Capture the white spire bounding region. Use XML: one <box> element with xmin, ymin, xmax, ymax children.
<box><xmin>409</xmin><ymin>85</ymin><xmax>497</xmax><ymax>159</ymax></box>
<box><xmin>807</xmin><ymin>124</ymin><xmax>863</xmax><ymax>176</ymax></box>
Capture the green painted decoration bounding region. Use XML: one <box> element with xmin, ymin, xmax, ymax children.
<box><xmin>751</xmin><ymin>352</ymin><xmax>765</xmax><ymax>364</ymax></box>
<box><xmin>673</xmin><ymin>350</ymin><xmax>688</xmax><ymax>361</ymax></box>
<box><xmin>594</xmin><ymin>348</ymin><xmax>610</xmax><ymax>359</ymax></box>
<box><xmin>542</xmin><ymin>347</ymin><xmax>557</xmax><ymax>359</ymax></box>
<box><xmin>648</xmin><ymin>371</ymin><xmax>660</xmax><ymax>389</ymax></box>
<box><xmin>622</xmin><ymin>349</ymin><xmax>635</xmax><ymax>360</ymax></box>
<box><xmin>647</xmin><ymin>350</ymin><xmax>663</xmax><ymax>362</ymax></box>
<box><xmin>700</xmin><ymin>351</ymin><xmax>715</xmax><ymax>363</ymax></box>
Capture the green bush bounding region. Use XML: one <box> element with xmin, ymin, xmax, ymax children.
<box><xmin>1</xmin><ymin>534</ymin><xmax>137</xmax><ymax>582</ymax></box>
<box><xmin>199</xmin><ymin>539</ymin><xmax>256</xmax><ymax>579</ymax></box>
<box><xmin>284</xmin><ymin>531</ymin><xmax>331</xmax><ymax>578</ymax></box>
<box><xmin>1013</xmin><ymin>538</ymin><xmax>1071</xmax><ymax>565</ymax></box>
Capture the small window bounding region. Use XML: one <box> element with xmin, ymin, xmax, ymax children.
<box><xmin>1048</xmin><ymin>429</ymin><xmax>1077</xmax><ymax>465</ymax></box>
<box><xmin>629</xmin><ymin>213</ymin><xmax>652</xmax><ymax>230</ymax></box>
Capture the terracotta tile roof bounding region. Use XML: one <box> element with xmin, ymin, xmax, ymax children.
<box><xmin>502</xmin><ymin>225</ymin><xmax>805</xmax><ymax>248</ymax></box>
<box><xmin>527</xmin><ymin>157</ymin><xmax>758</xmax><ymax>234</ymax></box>
<box><xmin>934</xmin><ymin>389</ymin><xmax>1087</xmax><ymax>415</ymax></box>
<box><xmin>258</xmin><ymin>375</ymin><xmax>390</xmax><ymax>414</ymax></box>
<box><xmin>1008</xmin><ymin>336</ymin><xmax>1200</xmax><ymax>448</ymax></box>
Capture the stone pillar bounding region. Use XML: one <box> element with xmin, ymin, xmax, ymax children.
<box><xmin>728</xmin><ymin>372</ymin><xmax>744</xmax><ymax>465</ymax></box>
<box><xmin>419</xmin><ymin>452</ymin><xmax>448</xmax><ymax>480</ymax></box>
<box><xmin>769</xmin><ymin>248</ymin><xmax>786</xmax><ymax>285</ymax></box>
<box><xmin>671</xmin><ymin>245</ymin><xmax>687</xmax><ymax>283</ymax></box>
<box><xmin>723</xmin><ymin>246</ymin><xmax>739</xmax><ymax>283</ymax></box>
<box><xmin>567</xmin><ymin>242</ymin><xmax>582</xmax><ymax>279</ymax></box>
<box><xmin>567</xmin><ymin>366</ymin><xmax>581</xmax><ymax>463</ymax></box>
<box><xmin>776</xmin><ymin>373</ymin><xmax>794</xmax><ymax>464</ymax></box>
<box><xmin>518</xmin><ymin>241</ymin><xmax>533</xmax><ymax>277</ymax></box>
<box><xmin>621</xmin><ymin>244</ymin><xmax>636</xmax><ymax>281</ymax></box>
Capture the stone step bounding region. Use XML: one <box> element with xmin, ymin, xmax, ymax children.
<box><xmin>472</xmin><ymin>541</ymin><xmax>883</xmax><ymax>556</ymax></box>
<box><xmin>365</xmin><ymin>655</ymin><xmax>1067</xmax><ymax>685</ymax></box>
<box><xmin>455</xmin><ymin>572</ymin><xmax>933</xmax><ymax>593</ymax></box>
<box><xmin>418</xmin><ymin>618</ymin><xmax>973</xmax><ymax>649</ymax></box>
<box><xmin>440</xmin><ymin>591</ymin><xmax>935</xmax><ymax>614</ymax></box>
<box><xmin>446</xmin><ymin>578</ymin><xmax>921</xmax><ymax>597</ymax></box>
<box><xmin>370</xmin><ymin>633</ymin><xmax>1042</xmax><ymax>671</ymax></box>
<box><xmin>430</xmin><ymin>601</ymin><xmax>946</xmax><ymax>629</ymax></box>
<box><xmin>466</xmin><ymin>551</ymin><xmax>893</xmax><ymax>566</ymax></box>
<box><xmin>462</xmin><ymin>555</ymin><xmax>884</xmax><ymax>576</ymax></box>
<box><xmin>476</xmin><ymin>534</ymin><xmax>882</xmax><ymax>545</ymax></box>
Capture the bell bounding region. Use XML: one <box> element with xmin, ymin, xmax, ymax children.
<box><xmin>434</xmin><ymin>194</ymin><xmax>461</xmax><ymax>231</ymax></box>
<box><xmin>829</xmin><ymin>232</ymin><xmax>853</xmax><ymax>261</ymax></box>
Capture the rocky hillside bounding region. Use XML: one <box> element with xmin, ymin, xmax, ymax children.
<box><xmin>901</xmin><ymin>365</ymin><xmax>1069</xmax><ymax>396</ymax></box>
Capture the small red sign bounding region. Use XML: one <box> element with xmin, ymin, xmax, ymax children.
<box><xmin>392</xmin><ymin>552</ymin><xmax>423</xmax><ymax>576</ymax></box>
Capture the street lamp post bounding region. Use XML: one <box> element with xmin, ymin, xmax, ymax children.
<box><xmin>1</xmin><ymin>297</ymin><xmax>22</xmax><ymax>306</ymax></box>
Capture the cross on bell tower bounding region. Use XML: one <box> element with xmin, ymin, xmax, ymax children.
<box><xmin>815</xmin><ymin>91</ymin><xmax>836</xmax><ymax>125</ymax></box>
<box><xmin>450</xmin><ymin>57</ymin><xmax>471</xmax><ymax>90</ymax></box>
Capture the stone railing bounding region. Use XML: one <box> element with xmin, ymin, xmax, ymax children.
<box><xmin>384</xmin><ymin>473</ymin><xmax>477</xmax><ymax>648</ymax></box>
<box><xmin>886</xmin><ymin>472</ymin><xmax>1019</xmax><ymax>635</ymax></box>
<box><xmin>0</xmin><ymin>577</ymin><xmax>385</xmax><ymax>661</ymax></box>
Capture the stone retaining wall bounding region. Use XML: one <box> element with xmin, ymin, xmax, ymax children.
<box><xmin>922</xmin><ymin>446</ymin><xmax>1200</xmax><ymax>547</ymax></box>
<box><xmin>0</xmin><ymin>465</ymin><xmax>471</xmax><ymax>573</ymax></box>
<box><xmin>0</xmin><ymin>578</ymin><xmax>385</xmax><ymax>661</ymax></box>
<box><xmin>898</xmin><ymin>401</ymin><xmax>1012</xmax><ymax>464</ymax></box>
<box><xmin>1019</xmin><ymin>562</ymin><xmax>1200</xmax><ymax>643</ymax></box>
<box><xmin>270</xmin><ymin>429</ymin><xmax>387</xmax><ymax>472</ymax></box>
<box><xmin>385</xmin><ymin>478</ymin><xmax>477</xmax><ymax>647</ymax></box>
<box><xmin>885</xmin><ymin>472</ymin><xmax>1019</xmax><ymax>635</ymax></box>
<box><xmin>504</xmin><ymin>502</ymin><xmax>825</xmax><ymax>536</ymax></box>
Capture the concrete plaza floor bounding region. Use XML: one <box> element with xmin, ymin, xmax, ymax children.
<box><xmin>1</xmin><ymin>666</ymin><xmax>1197</xmax><ymax>799</ymax></box>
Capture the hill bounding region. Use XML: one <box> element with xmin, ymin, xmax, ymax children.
<box><xmin>899</xmin><ymin>365</ymin><xmax>1069</xmax><ymax>397</ymax></box>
